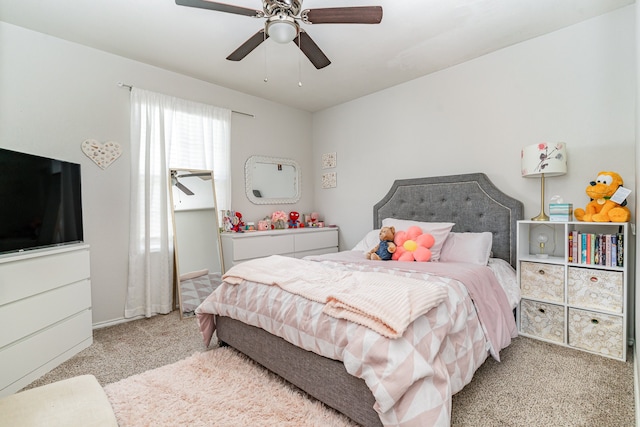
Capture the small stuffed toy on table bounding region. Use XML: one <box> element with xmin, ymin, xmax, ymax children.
<box><xmin>574</xmin><ymin>171</ymin><xmax>631</xmax><ymax>222</ymax></box>
<box><xmin>366</xmin><ymin>226</ymin><xmax>397</xmax><ymax>260</ymax></box>
<box><xmin>288</xmin><ymin>211</ymin><xmax>301</xmax><ymax>228</ymax></box>
<box><xmin>231</xmin><ymin>211</ymin><xmax>245</xmax><ymax>232</ymax></box>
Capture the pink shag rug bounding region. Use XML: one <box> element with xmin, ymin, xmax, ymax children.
<box><xmin>103</xmin><ymin>347</ymin><xmax>359</xmax><ymax>427</ymax></box>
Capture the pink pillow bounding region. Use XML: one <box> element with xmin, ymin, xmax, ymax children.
<box><xmin>439</xmin><ymin>232</ymin><xmax>493</xmax><ymax>265</ymax></box>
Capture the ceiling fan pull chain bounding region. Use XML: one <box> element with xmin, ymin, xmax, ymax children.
<box><xmin>298</xmin><ymin>34</ymin><xmax>303</xmax><ymax>87</ymax></box>
<box><xmin>263</xmin><ymin>30</ymin><xmax>269</xmax><ymax>83</ymax></box>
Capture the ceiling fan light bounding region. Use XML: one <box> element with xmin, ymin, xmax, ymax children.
<box><xmin>267</xmin><ymin>19</ymin><xmax>297</xmax><ymax>44</ymax></box>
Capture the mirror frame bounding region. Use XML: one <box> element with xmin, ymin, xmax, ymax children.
<box><xmin>169</xmin><ymin>168</ymin><xmax>225</xmax><ymax>319</ymax></box>
<box><xmin>245</xmin><ymin>155</ymin><xmax>301</xmax><ymax>205</ymax></box>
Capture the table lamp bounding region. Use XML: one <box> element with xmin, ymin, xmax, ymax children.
<box><xmin>521</xmin><ymin>142</ymin><xmax>567</xmax><ymax>221</ymax></box>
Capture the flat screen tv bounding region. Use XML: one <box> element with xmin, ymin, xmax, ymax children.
<box><xmin>0</xmin><ymin>148</ymin><xmax>84</xmax><ymax>255</ymax></box>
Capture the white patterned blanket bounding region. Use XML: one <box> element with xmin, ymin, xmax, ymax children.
<box><xmin>196</xmin><ymin>252</ymin><xmax>517</xmax><ymax>426</ymax></box>
<box><xmin>222</xmin><ymin>255</ymin><xmax>448</xmax><ymax>338</ymax></box>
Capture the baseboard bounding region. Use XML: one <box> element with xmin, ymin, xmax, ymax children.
<box><xmin>92</xmin><ymin>316</ymin><xmax>143</xmax><ymax>330</ymax></box>
<box><xmin>92</xmin><ymin>310</ymin><xmax>181</xmax><ymax>330</ymax></box>
<box><xmin>635</xmin><ymin>342</ymin><xmax>639</xmax><ymax>427</ymax></box>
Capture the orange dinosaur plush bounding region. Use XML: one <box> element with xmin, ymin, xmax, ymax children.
<box><xmin>574</xmin><ymin>171</ymin><xmax>631</xmax><ymax>222</ymax></box>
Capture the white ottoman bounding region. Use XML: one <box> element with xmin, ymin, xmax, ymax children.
<box><xmin>0</xmin><ymin>375</ymin><xmax>118</xmax><ymax>427</ymax></box>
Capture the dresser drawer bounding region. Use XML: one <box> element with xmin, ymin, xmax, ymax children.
<box><xmin>294</xmin><ymin>229</ymin><xmax>338</xmax><ymax>252</ymax></box>
<box><xmin>230</xmin><ymin>235</ymin><xmax>294</xmax><ymax>261</ymax></box>
<box><xmin>520</xmin><ymin>262</ymin><xmax>565</xmax><ymax>303</ymax></box>
<box><xmin>567</xmin><ymin>267</ymin><xmax>623</xmax><ymax>313</ymax></box>
<box><xmin>520</xmin><ymin>299</ymin><xmax>565</xmax><ymax>343</ymax></box>
<box><xmin>568</xmin><ymin>308</ymin><xmax>623</xmax><ymax>359</ymax></box>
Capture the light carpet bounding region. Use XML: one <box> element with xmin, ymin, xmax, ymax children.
<box><xmin>104</xmin><ymin>347</ymin><xmax>358</xmax><ymax>427</ymax></box>
<box><xmin>23</xmin><ymin>312</ymin><xmax>635</xmax><ymax>426</ymax></box>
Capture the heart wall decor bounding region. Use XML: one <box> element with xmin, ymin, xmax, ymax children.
<box><xmin>82</xmin><ymin>139</ymin><xmax>122</xmax><ymax>170</ymax></box>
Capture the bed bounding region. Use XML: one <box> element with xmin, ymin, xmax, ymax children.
<box><xmin>196</xmin><ymin>173</ymin><xmax>523</xmax><ymax>426</ymax></box>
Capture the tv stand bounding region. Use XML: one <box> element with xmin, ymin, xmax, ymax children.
<box><xmin>0</xmin><ymin>244</ymin><xmax>92</xmax><ymax>396</ymax></box>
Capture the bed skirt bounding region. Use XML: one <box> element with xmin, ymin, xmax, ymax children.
<box><xmin>216</xmin><ymin>316</ymin><xmax>382</xmax><ymax>427</ymax></box>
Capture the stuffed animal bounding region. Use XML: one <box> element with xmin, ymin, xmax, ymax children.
<box><xmin>574</xmin><ymin>171</ymin><xmax>631</xmax><ymax>222</ymax></box>
<box><xmin>288</xmin><ymin>211</ymin><xmax>300</xmax><ymax>228</ymax></box>
<box><xmin>231</xmin><ymin>211</ymin><xmax>245</xmax><ymax>232</ymax></box>
<box><xmin>392</xmin><ymin>225</ymin><xmax>435</xmax><ymax>262</ymax></box>
<box><xmin>366</xmin><ymin>226</ymin><xmax>397</xmax><ymax>260</ymax></box>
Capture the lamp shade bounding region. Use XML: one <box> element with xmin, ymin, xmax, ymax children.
<box><xmin>521</xmin><ymin>142</ymin><xmax>567</xmax><ymax>178</ymax></box>
<box><xmin>267</xmin><ymin>19</ymin><xmax>297</xmax><ymax>44</ymax></box>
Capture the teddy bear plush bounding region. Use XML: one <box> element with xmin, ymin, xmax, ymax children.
<box><xmin>366</xmin><ymin>226</ymin><xmax>397</xmax><ymax>260</ymax></box>
<box><xmin>574</xmin><ymin>171</ymin><xmax>631</xmax><ymax>222</ymax></box>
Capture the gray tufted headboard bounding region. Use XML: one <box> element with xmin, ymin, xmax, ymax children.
<box><xmin>373</xmin><ymin>173</ymin><xmax>524</xmax><ymax>267</ymax></box>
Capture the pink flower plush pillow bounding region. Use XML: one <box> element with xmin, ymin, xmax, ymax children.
<box><xmin>381</xmin><ymin>218</ymin><xmax>455</xmax><ymax>261</ymax></box>
<box><xmin>392</xmin><ymin>226</ymin><xmax>435</xmax><ymax>262</ymax></box>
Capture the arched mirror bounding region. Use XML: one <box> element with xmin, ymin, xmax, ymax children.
<box><xmin>169</xmin><ymin>169</ymin><xmax>225</xmax><ymax>319</ymax></box>
<box><xmin>245</xmin><ymin>155</ymin><xmax>301</xmax><ymax>204</ymax></box>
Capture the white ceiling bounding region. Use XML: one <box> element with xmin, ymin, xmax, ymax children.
<box><xmin>0</xmin><ymin>0</ymin><xmax>634</xmax><ymax>112</ymax></box>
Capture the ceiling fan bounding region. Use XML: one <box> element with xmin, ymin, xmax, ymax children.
<box><xmin>175</xmin><ymin>0</ymin><xmax>383</xmax><ymax>69</ymax></box>
<box><xmin>171</xmin><ymin>171</ymin><xmax>212</xmax><ymax>195</ymax></box>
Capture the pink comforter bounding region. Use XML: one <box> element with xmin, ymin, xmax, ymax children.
<box><xmin>196</xmin><ymin>251</ymin><xmax>517</xmax><ymax>426</ymax></box>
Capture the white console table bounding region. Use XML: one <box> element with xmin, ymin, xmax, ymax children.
<box><xmin>221</xmin><ymin>227</ymin><xmax>339</xmax><ymax>271</ymax></box>
<box><xmin>0</xmin><ymin>244</ymin><xmax>93</xmax><ymax>396</ymax></box>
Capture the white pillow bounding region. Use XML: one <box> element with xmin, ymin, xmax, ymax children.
<box><xmin>352</xmin><ymin>229</ymin><xmax>381</xmax><ymax>252</ymax></box>
<box><xmin>439</xmin><ymin>232</ymin><xmax>493</xmax><ymax>265</ymax></box>
<box><xmin>381</xmin><ymin>218</ymin><xmax>455</xmax><ymax>262</ymax></box>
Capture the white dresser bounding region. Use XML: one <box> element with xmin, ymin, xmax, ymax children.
<box><xmin>516</xmin><ymin>221</ymin><xmax>629</xmax><ymax>361</ymax></box>
<box><xmin>0</xmin><ymin>244</ymin><xmax>93</xmax><ymax>396</ymax></box>
<box><xmin>221</xmin><ymin>227</ymin><xmax>339</xmax><ymax>271</ymax></box>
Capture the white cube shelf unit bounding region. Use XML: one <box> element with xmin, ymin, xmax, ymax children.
<box><xmin>516</xmin><ymin>220</ymin><xmax>629</xmax><ymax>361</ymax></box>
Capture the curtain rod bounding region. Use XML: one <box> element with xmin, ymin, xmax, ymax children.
<box><xmin>117</xmin><ymin>82</ymin><xmax>255</xmax><ymax>118</ymax></box>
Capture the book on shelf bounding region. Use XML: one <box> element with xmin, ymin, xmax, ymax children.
<box><xmin>567</xmin><ymin>232</ymin><xmax>574</xmax><ymax>262</ymax></box>
<box><xmin>568</xmin><ymin>230</ymin><xmax>624</xmax><ymax>267</ymax></box>
<box><xmin>609</xmin><ymin>234</ymin><xmax>615</xmax><ymax>267</ymax></box>
<box><xmin>617</xmin><ymin>233</ymin><xmax>623</xmax><ymax>267</ymax></box>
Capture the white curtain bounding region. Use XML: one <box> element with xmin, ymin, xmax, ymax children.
<box><xmin>125</xmin><ymin>88</ymin><xmax>231</xmax><ymax>318</ymax></box>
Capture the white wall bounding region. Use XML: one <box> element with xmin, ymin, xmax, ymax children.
<box><xmin>312</xmin><ymin>7</ymin><xmax>636</xmax><ymax>252</ymax></box>
<box><xmin>0</xmin><ymin>22</ymin><xmax>313</xmax><ymax>325</ymax></box>
<box><xmin>0</xmin><ymin>6</ymin><xmax>636</xmax><ymax>329</ymax></box>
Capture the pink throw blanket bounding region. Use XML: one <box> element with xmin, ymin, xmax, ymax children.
<box><xmin>306</xmin><ymin>251</ymin><xmax>517</xmax><ymax>361</ymax></box>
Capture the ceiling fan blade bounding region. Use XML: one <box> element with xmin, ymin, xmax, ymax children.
<box><xmin>175</xmin><ymin>0</ymin><xmax>263</xmax><ymax>18</ymax></box>
<box><xmin>294</xmin><ymin>31</ymin><xmax>331</xmax><ymax>69</ymax></box>
<box><xmin>175</xmin><ymin>181</ymin><xmax>195</xmax><ymax>196</ymax></box>
<box><xmin>302</xmin><ymin>6</ymin><xmax>383</xmax><ymax>24</ymax></box>
<box><xmin>178</xmin><ymin>172</ymin><xmax>212</xmax><ymax>180</ymax></box>
<box><xmin>227</xmin><ymin>30</ymin><xmax>269</xmax><ymax>61</ymax></box>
